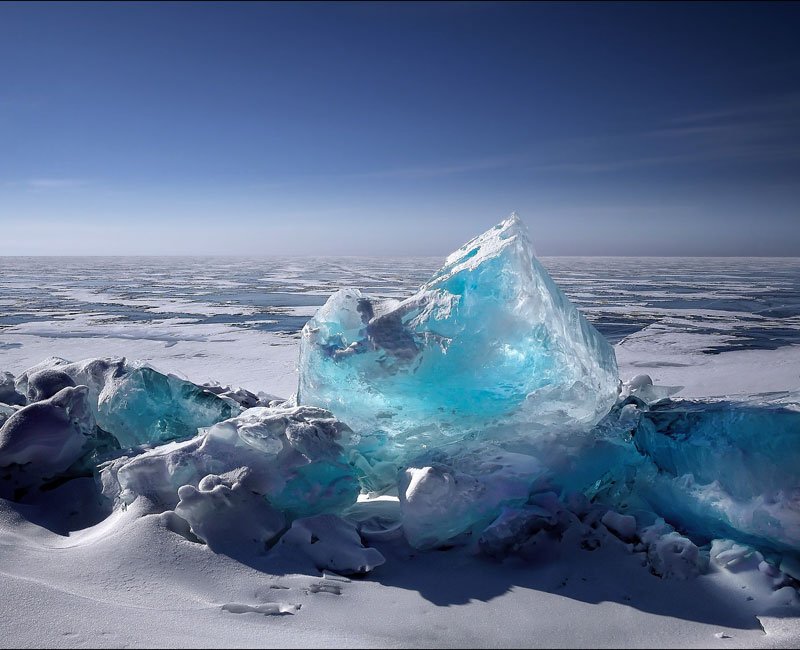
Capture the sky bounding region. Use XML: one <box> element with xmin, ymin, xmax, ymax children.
<box><xmin>1</xmin><ymin>1</ymin><xmax>799</xmax><ymax>256</ymax></box>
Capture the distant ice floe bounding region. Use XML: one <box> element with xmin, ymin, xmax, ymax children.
<box><xmin>0</xmin><ymin>215</ymin><xmax>799</xmax><ymax>597</ymax></box>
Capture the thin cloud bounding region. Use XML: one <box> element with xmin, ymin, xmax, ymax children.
<box><xmin>350</xmin><ymin>155</ymin><xmax>523</xmax><ymax>180</ymax></box>
<box><xmin>529</xmin><ymin>94</ymin><xmax>800</xmax><ymax>174</ymax></box>
<box><xmin>669</xmin><ymin>92</ymin><xmax>800</xmax><ymax>126</ymax></box>
<box><xmin>26</xmin><ymin>178</ymin><xmax>89</xmax><ymax>189</ymax></box>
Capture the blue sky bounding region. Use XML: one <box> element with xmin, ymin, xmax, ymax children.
<box><xmin>1</xmin><ymin>1</ymin><xmax>799</xmax><ymax>256</ymax></box>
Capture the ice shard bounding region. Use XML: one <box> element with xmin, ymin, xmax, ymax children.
<box><xmin>298</xmin><ymin>214</ymin><xmax>619</xmax><ymax>461</ymax></box>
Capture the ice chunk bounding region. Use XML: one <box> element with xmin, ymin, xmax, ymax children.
<box><xmin>298</xmin><ymin>214</ymin><xmax>619</xmax><ymax>462</ymax></box>
<box><xmin>16</xmin><ymin>357</ymin><xmax>237</xmax><ymax>448</ymax></box>
<box><xmin>275</xmin><ymin>514</ymin><xmax>385</xmax><ymax>574</ymax></box>
<box><xmin>0</xmin><ymin>386</ymin><xmax>94</xmax><ymax>494</ymax></box>
<box><xmin>640</xmin><ymin>518</ymin><xmax>708</xmax><ymax>579</ymax></box>
<box><xmin>175</xmin><ymin>469</ymin><xmax>285</xmax><ymax>557</ymax></box>
<box><xmin>101</xmin><ymin>404</ymin><xmax>359</xmax><ymax>518</ymax></box>
<box><xmin>97</xmin><ymin>365</ymin><xmax>238</xmax><ymax>447</ymax></box>
<box><xmin>0</xmin><ymin>371</ymin><xmax>26</xmax><ymax>406</ymax></box>
<box><xmin>619</xmin><ymin>374</ymin><xmax>681</xmax><ymax>405</ymax></box>
<box><xmin>24</xmin><ymin>368</ymin><xmax>76</xmax><ymax>403</ymax></box>
<box><xmin>398</xmin><ymin>449</ymin><xmax>544</xmax><ymax>549</ymax></box>
<box><xmin>478</xmin><ymin>505</ymin><xmax>556</xmax><ymax>558</ymax></box>
<box><xmin>601</xmin><ymin>510</ymin><xmax>637</xmax><ymax>540</ymax></box>
<box><xmin>632</xmin><ymin>399</ymin><xmax>800</xmax><ymax>551</ymax></box>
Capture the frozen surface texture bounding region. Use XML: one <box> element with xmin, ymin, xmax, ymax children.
<box><xmin>298</xmin><ymin>214</ymin><xmax>619</xmax><ymax>464</ymax></box>
<box><xmin>102</xmin><ymin>403</ymin><xmax>360</xmax><ymax>518</ymax></box>
<box><xmin>276</xmin><ymin>514</ymin><xmax>385</xmax><ymax>574</ymax></box>
<box><xmin>0</xmin><ymin>386</ymin><xmax>94</xmax><ymax>494</ymax></box>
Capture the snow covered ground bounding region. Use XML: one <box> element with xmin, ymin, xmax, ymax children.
<box><xmin>1</xmin><ymin>252</ymin><xmax>799</xmax><ymax>648</ymax></box>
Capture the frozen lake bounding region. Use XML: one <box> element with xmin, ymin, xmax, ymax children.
<box><xmin>1</xmin><ymin>256</ymin><xmax>799</xmax><ymax>396</ymax></box>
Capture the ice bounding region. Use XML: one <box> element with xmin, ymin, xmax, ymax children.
<box><xmin>24</xmin><ymin>368</ymin><xmax>76</xmax><ymax>402</ymax></box>
<box><xmin>630</xmin><ymin>398</ymin><xmax>800</xmax><ymax>551</ymax></box>
<box><xmin>16</xmin><ymin>357</ymin><xmax>238</xmax><ymax>448</ymax></box>
<box><xmin>174</xmin><ymin>469</ymin><xmax>286</xmax><ymax>556</ymax></box>
<box><xmin>601</xmin><ymin>511</ymin><xmax>637</xmax><ymax>540</ymax></box>
<box><xmin>398</xmin><ymin>449</ymin><xmax>544</xmax><ymax>549</ymax></box>
<box><xmin>275</xmin><ymin>514</ymin><xmax>385</xmax><ymax>574</ymax></box>
<box><xmin>640</xmin><ymin>518</ymin><xmax>708</xmax><ymax>580</ymax></box>
<box><xmin>298</xmin><ymin>214</ymin><xmax>619</xmax><ymax>465</ymax></box>
<box><xmin>0</xmin><ymin>386</ymin><xmax>94</xmax><ymax>495</ymax></box>
<box><xmin>101</xmin><ymin>403</ymin><xmax>359</xmax><ymax>519</ymax></box>
<box><xmin>477</xmin><ymin>505</ymin><xmax>557</xmax><ymax>558</ymax></box>
<box><xmin>0</xmin><ymin>371</ymin><xmax>26</xmax><ymax>406</ymax></box>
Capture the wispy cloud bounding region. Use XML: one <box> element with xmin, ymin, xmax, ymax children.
<box><xmin>528</xmin><ymin>93</ymin><xmax>800</xmax><ymax>174</ymax></box>
<box><xmin>26</xmin><ymin>178</ymin><xmax>89</xmax><ymax>189</ymax></box>
<box><xmin>668</xmin><ymin>92</ymin><xmax>800</xmax><ymax>126</ymax></box>
<box><xmin>349</xmin><ymin>154</ymin><xmax>523</xmax><ymax>180</ymax></box>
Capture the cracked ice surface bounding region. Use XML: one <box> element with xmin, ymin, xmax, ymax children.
<box><xmin>298</xmin><ymin>214</ymin><xmax>619</xmax><ymax>463</ymax></box>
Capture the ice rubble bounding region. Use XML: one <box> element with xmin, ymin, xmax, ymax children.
<box><xmin>1</xmin><ymin>214</ymin><xmax>799</xmax><ymax>586</ymax></box>
<box><xmin>101</xmin><ymin>403</ymin><xmax>359</xmax><ymax>516</ymax></box>
<box><xmin>15</xmin><ymin>357</ymin><xmax>238</xmax><ymax>447</ymax></box>
<box><xmin>0</xmin><ymin>386</ymin><xmax>95</xmax><ymax>495</ymax></box>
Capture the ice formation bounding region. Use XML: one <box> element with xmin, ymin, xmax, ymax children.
<box><xmin>175</xmin><ymin>469</ymin><xmax>286</xmax><ymax>556</ymax></box>
<box><xmin>0</xmin><ymin>386</ymin><xmax>95</xmax><ymax>495</ymax></box>
<box><xmin>1</xmin><ymin>214</ymin><xmax>799</xmax><ymax>593</ymax></box>
<box><xmin>0</xmin><ymin>371</ymin><xmax>25</xmax><ymax>406</ymax></box>
<box><xmin>24</xmin><ymin>368</ymin><xmax>76</xmax><ymax>402</ymax></box>
<box><xmin>101</xmin><ymin>403</ymin><xmax>359</xmax><ymax>515</ymax></box>
<box><xmin>398</xmin><ymin>450</ymin><xmax>545</xmax><ymax>549</ymax></box>
<box><xmin>16</xmin><ymin>357</ymin><xmax>238</xmax><ymax>448</ymax></box>
<box><xmin>298</xmin><ymin>214</ymin><xmax>619</xmax><ymax>466</ymax></box>
<box><xmin>629</xmin><ymin>398</ymin><xmax>800</xmax><ymax>551</ymax></box>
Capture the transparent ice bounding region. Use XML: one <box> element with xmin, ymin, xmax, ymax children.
<box><xmin>298</xmin><ymin>214</ymin><xmax>619</xmax><ymax>466</ymax></box>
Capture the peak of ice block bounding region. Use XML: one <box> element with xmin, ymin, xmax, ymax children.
<box><xmin>298</xmin><ymin>214</ymin><xmax>619</xmax><ymax>460</ymax></box>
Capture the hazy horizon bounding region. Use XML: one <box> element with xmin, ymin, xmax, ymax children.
<box><xmin>2</xmin><ymin>2</ymin><xmax>799</xmax><ymax>256</ymax></box>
